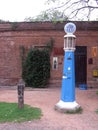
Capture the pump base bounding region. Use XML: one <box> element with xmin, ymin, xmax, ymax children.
<box><xmin>55</xmin><ymin>100</ymin><xmax>81</xmax><ymax>113</ymax></box>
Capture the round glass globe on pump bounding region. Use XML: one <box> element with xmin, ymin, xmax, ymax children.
<box><xmin>64</xmin><ymin>22</ymin><xmax>76</xmax><ymax>51</ymax></box>
<box><xmin>64</xmin><ymin>22</ymin><xmax>76</xmax><ymax>34</ymax></box>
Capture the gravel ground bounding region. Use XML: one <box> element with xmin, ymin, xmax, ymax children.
<box><xmin>0</xmin><ymin>87</ymin><xmax>98</xmax><ymax>130</ymax></box>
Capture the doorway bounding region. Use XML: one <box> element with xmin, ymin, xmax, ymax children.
<box><xmin>75</xmin><ymin>46</ymin><xmax>87</xmax><ymax>87</ymax></box>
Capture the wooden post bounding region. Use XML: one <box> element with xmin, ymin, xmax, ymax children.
<box><xmin>17</xmin><ymin>79</ymin><xmax>25</xmax><ymax>109</ymax></box>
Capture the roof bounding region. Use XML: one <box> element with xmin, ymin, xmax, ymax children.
<box><xmin>0</xmin><ymin>21</ymin><xmax>98</xmax><ymax>32</ymax></box>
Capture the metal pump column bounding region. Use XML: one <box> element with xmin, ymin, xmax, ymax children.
<box><xmin>55</xmin><ymin>22</ymin><xmax>80</xmax><ymax>112</ymax></box>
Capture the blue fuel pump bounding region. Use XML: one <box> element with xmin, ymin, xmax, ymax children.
<box><xmin>55</xmin><ymin>23</ymin><xmax>80</xmax><ymax>112</ymax></box>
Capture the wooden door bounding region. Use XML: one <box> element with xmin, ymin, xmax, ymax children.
<box><xmin>75</xmin><ymin>46</ymin><xmax>87</xmax><ymax>87</ymax></box>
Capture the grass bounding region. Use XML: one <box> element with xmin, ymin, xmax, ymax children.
<box><xmin>0</xmin><ymin>102</ymin><xmax>42</xmax><ymax>123</ymax></box>
<box><xmin>95</xmin><ymin>109</ymin><xmax>98</xmax><ymax>114</ymax></box>
<box><xmin>96</xmin><ymin>91</ymin><xmax>98</xmax><ymax>95</ymax></box>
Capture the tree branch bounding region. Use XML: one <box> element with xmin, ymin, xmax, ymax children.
<box><xmin>68</xmin><ymin>5</ymin><xmax>98</xmax><ymax>19</ymax></box>
<box><xmin>46</xmin><ymin>0</ymin><xmax>98</xmax><ymax>20</ymax></box>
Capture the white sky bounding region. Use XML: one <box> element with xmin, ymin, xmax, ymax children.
<box><xmin>0</xmin><ymin>0</ymin><xmax>97</xmax><ymax>22</ymax></box>
<box><xmin>0</xmin><ymin>0</ymin><xmax>48</xmax><ymax>21</ymax></box>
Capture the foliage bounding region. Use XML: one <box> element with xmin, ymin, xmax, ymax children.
<box><xmin>22</xmin><ymin>48</ymin><xmax>50</xmax><ymax>88</ymax></box>
<box><xmin>46</xmin><ymin>0</ymin><xmax>98</xmax><ymax>21</ymax></box>
<box><xmin>24</xmin><ymin>10</ymin><xmax>68</xmax><ymax>22</ymax></box>
<box><xmin>96</xmin><ymin>91</ymin><xmax>98</xmax><ymax>95</ymax></box>
<box><xmin>0</xmin><ymin>102</ymin><xmax>42</xmax><ymax>123</ymax></box>
<box><xmin>96</xmin><ymin>109</ymin><xmax>98</xmax><ymax>114</ymax></box>
<box><xmin>19</xmin><ymin>45</ymin><xmax>26</xmax><ymax>73</ymax></box>
<box><xmin>45</xmin><ymin>37</ymin><xmax>54</xmax><ymax>52</ymax></box>
<box><xmin>0</xmin><ymin>19</ymin><xmax>9</xmax><ymax>23</ymax></box>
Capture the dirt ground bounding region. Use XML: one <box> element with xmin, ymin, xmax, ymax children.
<box><xmin>0</xmin><ymin>87</ymin><xmax>98</xmax><ymax>130</ymax></box>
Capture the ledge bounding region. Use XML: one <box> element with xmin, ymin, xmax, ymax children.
<box><xmin>0</xmin><ymin>21</ymin><xmax>98</xmax><ymax>32</ymax></box>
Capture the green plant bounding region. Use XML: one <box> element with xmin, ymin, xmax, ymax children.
<box><xmin>96</xmin><ymin>91</ymin><xmax>98</xmax><ymax>95</ymax></box>
<box><xmin>19</xmin><ymin>45</ymin><xmax>26</xmax><ymax>74</ymax></box>
<box><xmin>0</xmin><ymin>102</ymin><xmax>42</xmax><ymax>123</ymax></box>
<box><xmin>45</xmin><ymin>37</ymin><xmax>54</xmax><ymax>52</ymax></box>
<box><xmin>22</xmin><ymin>48</ymin><xmax>50</xmax><ymax>88</ymax></box>
<box><xmin>95</xmin><ymin>109</ymin><xmax>98</xmax><ymax>114</ymax></box>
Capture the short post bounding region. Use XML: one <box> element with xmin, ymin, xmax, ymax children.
<box><xmin>17</xmin><ymin>79</ymin><xmax>25</xmax><ymax>109</ymax></box>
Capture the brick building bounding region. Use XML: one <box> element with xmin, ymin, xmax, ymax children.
<box><xmin>0</xmin><ymin>21</ymin><xmax>98</xmax><ymax>88</ymax></box>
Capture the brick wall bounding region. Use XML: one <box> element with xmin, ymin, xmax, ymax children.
<box><xmin>0</xmin><ymin>21</ymin><xmax>98</xmax><ymax>87</ymax></box>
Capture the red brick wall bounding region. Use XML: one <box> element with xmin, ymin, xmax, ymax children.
<box><xmin>76</xmin><ymin>30</ymin><xmax>98</xmax><ymax>88</ymax></box>
<box><xmin>0</xmin><ymin>22</ymin><xmax>98</xmax><ymax>87</ymax></box>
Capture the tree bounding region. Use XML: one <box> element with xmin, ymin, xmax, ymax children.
<box><xmin>0</xmin><ymin>19</ymin><xmax>9</xmax><ymax>23</ymax></box>
<box><xmin>24</xmin><ymin>10</ymin><xmax>68</xmax><ymax>22</ymax></box>
<box><xmin>46</xmin><ymin>0</ymin><xmax>98</xmax><ymax>20</ymax></box>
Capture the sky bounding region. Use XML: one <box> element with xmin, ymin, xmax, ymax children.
<box><xmin>0</xmin><ymin>0</ymin><xmax>97</xmax><ymax>22</ymax></box>
<box><xmin>0</xmin><ymin>0</ymin><xmax>48</xmax><ymax>22</ymax></box>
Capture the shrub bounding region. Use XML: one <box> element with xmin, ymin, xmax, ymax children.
<box><xmin>22</xmin><ymin>48</ymin><xmax>50</xmax><ymax>88</ymax></box>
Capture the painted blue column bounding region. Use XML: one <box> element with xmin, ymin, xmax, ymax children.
<box><xmin>55</xmin><ymin>22</ymin><xmax>80</xmax><ymax>112</ymax></box>
<box><xmin>61</xmin><ymin>51</ymin><xmax>75</xmax><ymax>102</ymax></box>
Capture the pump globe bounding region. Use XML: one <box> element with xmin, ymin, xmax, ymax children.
<box><xmin>64</xmin><ymin>22</ymin><xmax>76</xmax><ymax>34</ymax></box>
